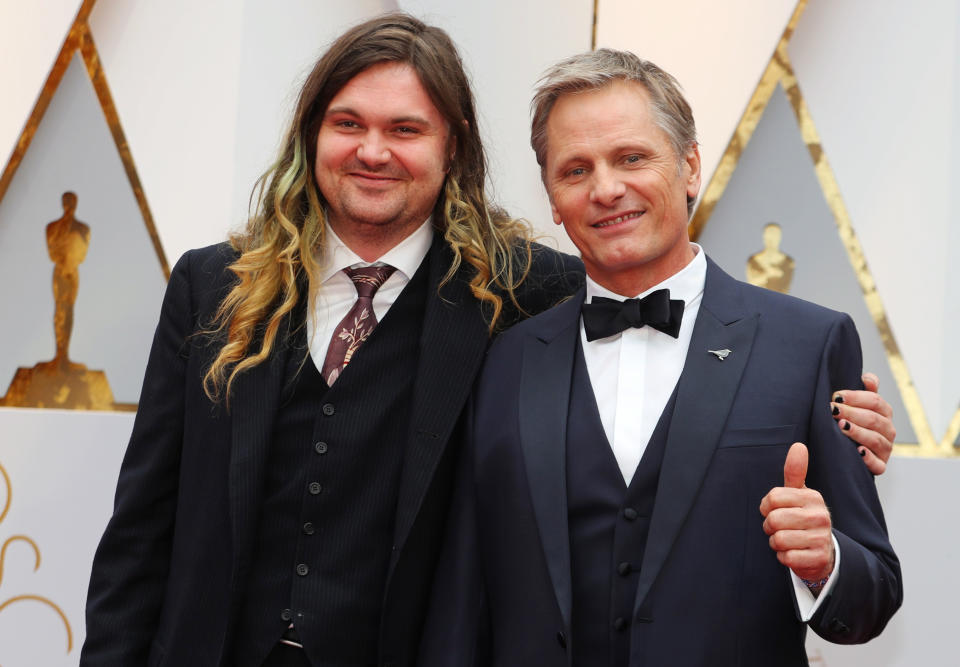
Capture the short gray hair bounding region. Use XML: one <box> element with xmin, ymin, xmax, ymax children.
<box><xmin>530</xmin><ymin>49</ymin><xmax>699</xmax><ymax>212</ymax></box>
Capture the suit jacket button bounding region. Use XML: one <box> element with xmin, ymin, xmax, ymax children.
<box><xmin>308</xmin><ymin>482</ymin><xmax>323</xmax><ymax>495</ymax></box>
<box><xmin>617</xmin><ymin>562</ymin><xmax>632</xmax><ymax>576</ymax></box>
<box><xmin>314</xmin><ymin>441</ymin><xmax>328</xmax><ymax>454</ymax></box>
<box><xmin>556</xmin><ymin>631</ymin><xmax>567</xmax><ymax>649</ymax></box>
<box><xmin>296</xmin><ymin>563</ymin><xmax>309</xmax><ymax>576</ymax></box>
<box><xmin>322</xmin><ymin>403</ymin><xmax>335</xmax><ymax>416</ymax></box>
<box><xmin>613</xmin><ymin>617</ymin><xmax>628</xmax><ymax>632</ymax></box>
<box><xmin>280</xmin><ymin>608</ymin><xmax>293</xmax><ymax>622</ymax></box>
<box><xmin>623</xmin><ymin>507</ymin><xmax>639</xmax><ymax>521</ymax></box>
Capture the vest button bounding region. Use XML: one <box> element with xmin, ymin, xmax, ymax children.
<box><xmin>280</xmin><ymin>608</ymin><xmax>293</xmax><ymax>622</ymax></box>
<box><xmin>623</xmin><ymin>507</ymin><xmax>639</xmax><ymax>521</ymax></box>
<box><xmin>613</xmin><ymin>616</ymin><xmax>628</xmax><ymax>632</ymax></box>
<box><xmin>296</xmin><ymin>563</ymin><xmax>309</xmax><ymax>577</ymax></box>
<box><xmin>617</xmin><ymin>562</ymin><xmax>632</xmax><ymax>576</ymax></box>
<box><xmin>303</xmin><ymin>522</ymin><xmax>315</xmax><ymax>535</ymax></box>
<box><xmin>314</xmin><ymin>441</ymin><xmax>328</xmax><ymax>454</ymax></box>
<box><xmin>308</xmin><ymin>482</ymin><xmax>323</xmax><ymax>495</ymax></box>
<box><xmin>322</xmin><ymin>403</ymin><xmax>335</xmax><ymax>416</ymax></box>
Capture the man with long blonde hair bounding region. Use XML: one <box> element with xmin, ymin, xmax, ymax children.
<box><xmin>82</xmin><ymin>13</ymin><xmax>895</xmax><ymax>667</ymax></box>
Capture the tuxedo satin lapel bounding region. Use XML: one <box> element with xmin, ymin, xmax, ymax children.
<box><xmin>518</xmin><ymin>290</ymin><xmax>583</xmax><ymax>631</ymax></box>
<box><xmin>391</xmin><ymin>236</ymin><xmax>490</xmax><ymax>554</ymax></box>
<box><xmin>228</xmin><ymin>319</ymin><xmax>297</xmax><ymax>596</ymax></box>
<box><xmin>633</xmin><ymin>261</ymin><xmax>758</xmax><ymax>616</ymax></box>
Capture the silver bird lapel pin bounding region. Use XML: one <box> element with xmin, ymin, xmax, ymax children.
<box><xmin>708</xmin><ymin>348</ymin><xmax>731</xmax><ymax>361</ymax></box>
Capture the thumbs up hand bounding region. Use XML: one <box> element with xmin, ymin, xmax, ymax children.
<box><xmin>759</xmin><ymin>443</ymin><xmax>835</xmax><ymax>582</ymax></box>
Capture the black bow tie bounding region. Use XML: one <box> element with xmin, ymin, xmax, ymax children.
<box><xmin>581</xmin><ymin>289</ymin><xmax>684</xmax><ymax>342</ymax></box>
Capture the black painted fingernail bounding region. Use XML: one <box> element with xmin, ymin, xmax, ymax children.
<box><xmin>859</xmin><ymin>448</ymin><xmax>866</xmax><ymax>457</ymax></box>
<box><xmin>843</xmin><ymin>422</ymin><xmax>851</xmax><ymax>431</ymax></box>
<box><xmin>831</xmin><ymin>406</ymin><xmax>840</xmax><ymax>416</ymax></box>
<box><xmin>834</xmin><ymin>395</ymin><xmax>844</xmax><ymax>404</ymax></box>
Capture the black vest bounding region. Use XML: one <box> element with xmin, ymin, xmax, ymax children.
<box><xmin>233</xmin><ymin>256</ymin><xmax>430</xmax><ymax>667</ymax></box>
<box><xmin>566</xmin><ymin>340</ymin><xmax>677</xmax><ymax>667</ymax></box>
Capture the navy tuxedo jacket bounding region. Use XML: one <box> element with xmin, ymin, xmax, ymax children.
<box><xmin>421</xmin><ymin>257</ymin><xmax>901</xmax><ymax>667</ymax></box>
<box><xmin>81</xmin><ymin>236</ymin><xmax>582</xmax><ymax>667</ymax></box>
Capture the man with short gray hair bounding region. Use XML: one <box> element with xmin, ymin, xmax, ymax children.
<box><xmin>420</xmin><ymin>49</ymin><xmax>901</xmax><ymax>666</ymax></box>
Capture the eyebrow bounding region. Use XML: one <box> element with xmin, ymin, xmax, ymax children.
<box><xmin>324</xmin><ymin>106</ymin><xmax>433</xmax><ymax>126</ymax></box>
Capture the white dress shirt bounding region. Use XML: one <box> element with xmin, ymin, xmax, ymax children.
<box><xmin>580</xmin><ymin>244</ymin><xmax>706</xmax><ymax>486</ymax></box>
<box><xmin>579</xmin><ymin>243</ymin><xmax>837</xmax><ymax>621</ymax></box>
<box><xmin>307</xmin><ymin>219</ymin><xmax>433</xmax><ymax>369</ymax></box>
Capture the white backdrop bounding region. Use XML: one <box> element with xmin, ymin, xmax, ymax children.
<box><xmin>0</xmin><ymin>1</ymin><xmax>956</xmax><ymax>665</ymax></box>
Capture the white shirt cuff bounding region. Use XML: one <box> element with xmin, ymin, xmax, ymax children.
<box><xmin>791</xmin><ymin>533</ymin><xmax>841</xmax><ymax>622</ymax></box>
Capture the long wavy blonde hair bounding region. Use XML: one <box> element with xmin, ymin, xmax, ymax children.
<box><xmin>203</xmin><ymin>13</ymin><xmax>533</xmax><ymax>402</ymax></box>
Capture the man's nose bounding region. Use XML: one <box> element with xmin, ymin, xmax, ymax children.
<box><xmin>356</xmin><ymin>132</ymin><xmax>391</xmax><ymax>167</ymax></box>
<box><xmin>589</xmin><ymin>165</ymin><xmax>626</xmax><ymax>206</ymax></box>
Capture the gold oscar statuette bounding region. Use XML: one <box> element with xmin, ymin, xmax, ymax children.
<box><xmin>746</xmin><ymin>222</ymin><xmax>795</xmax><ymax>294</ymax></box>
<box><xmin>0</xmin><ymin>192</ymin><xmax>115</xmax><ymax>409</ymax></box>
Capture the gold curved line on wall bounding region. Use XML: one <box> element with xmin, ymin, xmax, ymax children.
<box><xmin>0</xmin><ymin>595</ymin><xmax>74</xmax><ymax>653</ymax></box>
<box><xmin>0</xmin><ymin>463</ymin><xmax>9</xmax><ymax>525</ymax></box>
<box><xmin>0</xmin><ymin>460</ymin><xmax>74</xmax><ymax>653</ymax></box>
<box><xmin>0</xmin><ymin>535</ymin><xmax>41</xmax><ymax>587</ymax></box>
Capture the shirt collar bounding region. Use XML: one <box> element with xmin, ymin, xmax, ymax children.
<box><xmin>585</xmin><ymin>242</ymin><xmax>707</xmax><ymax>304</ymax></box>
<box><xmin>319</xmin><ymin>217</ymin><xmax>434</xmax><ymax>283</ymax></box>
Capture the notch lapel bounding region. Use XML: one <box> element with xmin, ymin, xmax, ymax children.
<box><xmin>633</xmin><ymin>260</ymin><xmax>759</xmax><ymax>616</ymax></box>
<box><xmin>517</xmin><ymin>290</ymin><xmax>583</xmax><ymax>632</ymax></box>
<box><xmin>391</xmin><ymin>236</ymin><xmax>491</xmax><ymax>555</ymax></box>
<box><xmin>228</xmin><ymin>315</ymin><xmax>299</xmax><ymax>597</ymax></box>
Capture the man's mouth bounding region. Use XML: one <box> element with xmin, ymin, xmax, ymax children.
<box><xmin>350</xmin><ymin>172</ymin><xmax>400</xmax><ymax>181</ymax></box>
<box><xmin>593</xmin><ymin>211</ymin><xmax>644</xmax><ymax>228</ymax></box>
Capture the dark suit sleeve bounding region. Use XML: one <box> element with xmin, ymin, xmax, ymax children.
<box><xmin>805</xmin><ymin>314</ymin><xmax>903</xmax><ymax>643</ymax></box>
<box><xmin>418</xmin><ymin>394</ymin><xmax>491</xmax><ymax>666</ymax></box>
<box><xmin>80</xmin><ymin>251</ymin><xmax>197</xmax><ymax>665</ymax></box>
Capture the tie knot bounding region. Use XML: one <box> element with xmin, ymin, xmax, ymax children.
<box><xmin>622</xmin><ymin>289</ymin><xmax>671</xmax><ymax>327</ymax></box>
<box><xmin>581</xmin><ymin>288</ymin><xmax>684</xmax><ymax>341</ymax></box>
<box><xmin>345</xmin><ymin>264</ymin><xmax>396</xmax><ymax>298</ymax></box>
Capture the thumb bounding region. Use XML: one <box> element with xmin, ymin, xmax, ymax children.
<box><xmin>783</xmin><ymin>442</ymin><xmax>808</xmax><ymax>489</ymax></box>
<box><xmin>861</xmin><ymin>372</ymin><xmax>880</xmax><ymax>393</ymax></box>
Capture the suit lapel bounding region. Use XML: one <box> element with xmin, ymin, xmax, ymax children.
<box><xmin>518</xmin><ymin>289</ymin><xmax>583</xmax><ymax>632</ymax></box>
<box><xmin>391</xmin><ymin>235</ymin><xmax>491</xmax><ymax>554</ymax></box>
<box><xmin>633</xmin><ymin>259</ymin><xmax>758</xmax><ymax>616</ymax></box>
<box><xmin>228</xmin><ymin>307</ymin><xmax>300</xmax><ymax>596</ymax></box>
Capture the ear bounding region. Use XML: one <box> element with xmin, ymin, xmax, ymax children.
<box><xmin>683</xmin><ymin>142</ymin><xmax>702</xmax><ymax>201</ymax></box>
<box><xmin>542</xmin><ymin>168</ymin><xmax>564</xmax><ymax>226</ymax></box>
<box><xmin>550</xmin><ymin>199</ymin><xmax>563</xmax><ymax>226</ymax></box>
<box><xmin>446</xmin><ymin>135</ymin><xmax>458</xmax><ymax>173</ymax></box>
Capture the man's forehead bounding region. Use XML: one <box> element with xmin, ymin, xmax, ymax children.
<box><xmin>326</xmin><ymin>62</ymin><xmax>444</xmax><ymax>116</ymax></box>
<box><xmin>550</xmin><ymin>79</ymin><xmax>652</xmax><ymax>118</ymax></box>
<box><xmin>545</xmin><ymin>82</ymin><xmax>658</xmax><ymax>144</ymax></box>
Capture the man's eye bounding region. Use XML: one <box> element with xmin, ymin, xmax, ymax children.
<box><xmin>396</xmin><ymin>126</ymin><xmax>419</xmax><ymax>134</ymax></box>
<box><xmin>568</xmin><ymin>167</ymin><xmax>586</xmax><ymax>177</ymax></box>
<box><xmin>336</xmin><ymin>120</ymin><xmax>359</xmax><ymax>129</ymax></box>
<box><xmin>624</xmin><ymin>154</ymin><xmax>641</xmax><ymax>164</ymax></box>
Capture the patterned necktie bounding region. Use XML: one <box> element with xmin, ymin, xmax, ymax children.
<box><xmin>321</xmin><ymin>264</ymin><xmax>396</xmax><ymax>385</ymax></box>
<box><xmin>580</xmin><ymin>288</ymin><xmax>684</xmax><ymax>342</ymax></box>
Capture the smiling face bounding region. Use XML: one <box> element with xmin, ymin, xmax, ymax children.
<box><xmin>314</xmin><ymin>61</ymin><xmax>452</xmax><ymax>260</ymax></box>
<box><xmin>544</xmin><ymin>80</ymin><xmax>701</xmax><ymax>296</ymax></box>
